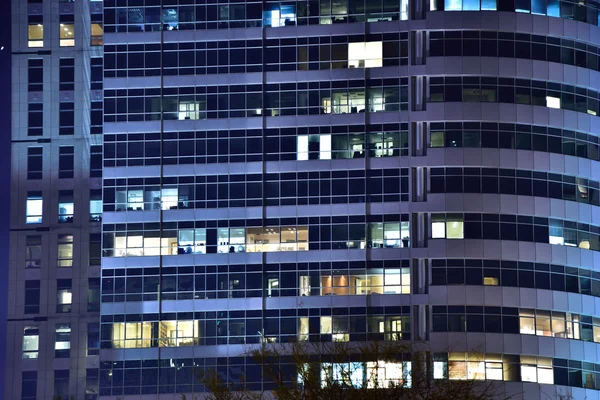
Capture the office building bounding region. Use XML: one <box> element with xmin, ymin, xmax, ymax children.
<box><xmin>8</xmin><ymin>0</ymin><xmax>600</xmax><ymax>399</ymax></box>
<box><xmin>6</xmin><ymin>0</ymin><xmax>103</xmax><ymax>399</ymax></box>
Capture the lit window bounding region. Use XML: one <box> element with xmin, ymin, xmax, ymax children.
<box><xmin>57</xmin><ymin>279</ymin><xmax>72</xmax><ymax>313</ymax></box>
<box><xmin>26</xmin><ymin>193</ymin><xmax>43</xmax><ymax>224</ymax></box>
<box><xmin>89</xmin><ymin>190</ymin><xmax>102</xmax><ymax>222</ymax></box>
<box><xmin>217</xmin><ymin>227</ymin><xmax>246</xmax><ymax>253</ymax></box>
<box><xmin>430</xmin><ymin>131</ymin><xmax>445</xmax><ymax>147</ymax></box>
<box><xmin>483</xmin><ymin>276</ymin><xmax>499</xmax><ymax>286</ymax></box>
<box><xmin>433</xmin><ymin>361</ymin><xmax>446</xmax><ymax>379</ymax></box>
<box><xmin>446</xmin><ymin>215</ymin><xmax>464</xmax><ymax>239</ymax></box>
<box><xmin>369</xmin><ymin>222</ymin><xmax>410</xmax><ymax>248</ymax></box>
<box><xmin>521</xmin><ymin>356</ymin><xmax>553</xmax><ymax>384</ymax></box>
<box><xmin>348</xmin><ymin>42</ymin><xmax>383</xmax><ymax>68</ymax></box>
<box><xmin>267</xmin><ymin>278</ymin><xmax>279</xmax><ymax>297</ymax></box>
<box><xmin>161</xmin><ymin>187</ymin><xmax>178</xmax><ymax>210</ymax></box>
<box><xmin>55</xmin><ymin>324</ymin><xmax>71</xmax><ymax>358</ymax></box>
<box><xmin>321</xmin><ymin>363</ymin><xmax>364</xmax><ymax>388</ymax></box>
<box><xmin>299</xmin><ymin>276</ymin><xmax>310</xmax><ymax>296</ymax></box>
<box><xmin>178</xmin><ymin>101</ymin><xmax>204</xmax><ymax>120</ymax></box>
<box><xmin>28</xmin><ymin>24</ymin><xmax>43</xmax><ymax>48</ymax></box>
<box><xmin>162</xmin><ymin>8</ymin><xmax>179</xmax><ymax>30</ymax></box>
<box><xmin>320</xmin><ymin>316</ymin><xmax>332</xmax><ymax>334</ymax></box>
<box><xmin>58</xmin><ymin>191</ymin><xmax>74</xmax><ymax>223</ymax></box>
<box><xmin>59</xmin><ymin>24</ymin><xmax>74</xmax><ymax>47</ymax></box>
<box><xmin>263</xmin><ymin>5</ymin><xmax>296</xmax><ymax>27</ymax></box>
<box><xmin>25</xmin><ymin>235</ymin><xmax>42</xmax><ymax>269</ymax></box>
<box><xmin>91</xmin><ymin>23</ymin><xmax>103</xmax><ymax>46</ymax></box>
<box><xmin>366</xmin><ymin>361</ymin><xmax>408</xmax><ymax>388</ymax></box>
<box><xmin>22</xmin><ymin>327</ymin><xmax>39</xmax><ymax>359</ymax></box>
<box><xmin>57</xmin><ymin>235</ymin><xmax>73</xmax><ymax>267</ymax></box>
<box><xmin>112</xmin><ymin>322</ymin><xmax>153</xmax><ymax>348</ymax></box>
<box><xmin>297</xmin><ymin>134</ymin><xmax>332</xmax><ymax>160</ymax></box>
<box><xmin>159</xmin><ymin>320</ymin><xmax>198</xmax><ymax>347</ymax></box>
<box><xmin>546</xmin><ymin>96</ymin><xmax>560</xmax><ymax>109</ymax></box>
<box><xmin>431</xmin><ymin>215</ymin><xmax>446</xmax><ymax>238</ymax></box>
<box><xmin>519</xmin><ymin>309</ymin><xmax>536</xmax><ymax>335</ymax></box>
<box><xmin>298</xmin><ymin>317</ymin><xmax>309</xmax><ymax>341</ymax></box>
<box><xmin>178</xmin><ymin>228</ymin><xmax>207</xmax><ymax>254</ymax></box>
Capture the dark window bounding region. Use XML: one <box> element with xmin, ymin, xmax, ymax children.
<box><xmin>28</xmin><ymin>59</ymin><xmax>43</xmax><ymax>92</ymax></box>
<box><xmin>90</xmin><ymin>145</ymin><xmax>102</xmax><ymax>177</ymax></box>
<box><xmin>27</xmin><ymin>147</ymin><xmax>43</xmax><ymax>179</ymax></box>
<box><xmin>88</xmin><ymin>278</ymin><xmax>100</xmax><ymax>312</ymax></box>
<box><xmin>59</xmin><ymin>58</ymin><xmax>75</xmax><ymax>90</ymax></box>
<box><xmin>28</xmin><ymin>103</ymin><xmax>43</xmax><ymax>136</ymax></box>
<box><xmin>59</xmin><ymin>146</ymin><xmax>74</xmax><ymax>178</ymax></box>
<box><xmin>59</xmin><ymin>102</ymin><xmax>74</xmax><ymax>135</ymax></box>
<box><xmin>21</xmin><ymin>371</ymin><xmax>37</xmax><ymax>400</ymax></box>
<box><xmin>24</xmin><ymin>280</ymin><xmax>40</xmax><ymax>314</ymax></box>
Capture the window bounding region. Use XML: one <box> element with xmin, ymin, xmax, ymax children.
<box><xmin>88</xmin><ymin>278</ymin><xmax>100</xmax><ymax>312</ymax></box>
<box><xmin>263</xmin><ymin>4</ymin><xmax>297</xmax><ymax>27</ymax></box>
<box><xmin>162</xmin><ymin>7</ymin><xmax>179</xmax><ymax>30</ymax></box>
<box><xmin>21</xmin><ymin>371</ymin><xmax>37</xmax><ymax>400</ymax></box>
<box><xmin>158</xmin><ymin>320</ymin><xmax>198</xmax><ymax>347</ymax></box>
<box><xmin>59</xmin><ymin>23</ymin><xmax>74</xmax><ymax>46</ymax></box>
<box><xmin>430</xmin><ymin>130</ymin><xmax>445</xmax><ymax>147</ymax></box>
<box><xmin>366</xmin><ymin>361</ymin><xmax>408</xmax><ymax>388</ymax></box>
<box><xmin>319</xmin><ymin>268</ymin><xmax>411</xmax><ymax>296</ymax></box>
<box><xmin>19</xmin><ymin>373</ymin><xmax>40</xmax><ymax>400</ymax></box>
<box><xmin>57</xmin><ymin>235</ymin><xmax>73</xmax><ymax>267</ymax></box>
<box><xmin>246</xmin><ymin>226</ymin><xmax>309</xmax><ymax>252</ymax></box>
<box><xmin>28</xmin><ymin>23</ymin><xmax>43</xmax><ymax>47</ymax></box>
<box><xmin>519</xmin><ymin>309</ymin><xmax>580</xmax><ymax>339</ymax></box>
<box><xmin>348</xmin><ymin>42</ymin><xmax>383</xmax><ymax>68</ymax></box>
<box><xmin>25</xmin><ymin>235</ymin><xmax>41</xmax><ymax>269</ymax></box>
<box><xmin>28</xmin><ymin>103</ymin><xmax>43</xmax><ymax>136</ymax></box>
<box><xmin>22</xmin><ymin>327</ymin><xmax>39</xmax><ymax>359</ymax></box>
<box><xmin>86</xmin><ymin>369</ymin><xmax>99</xmax><ymax>399</ymax></box>
<box><xmin>298</xmin><ymin>317</ymin><xmax>309</xmax><ymax>341</ymax></box>
<box><xmin>90</xmin><ymin>58</ymin><xmax>103</xmax><ymax>90</ymax></box>
<box><xmin>26</xmin><ymin>192</ymin><xmax>43</xmax><ymax>224</ymax></box>
<box><xmin>24</xmin><ymin>281</ymin><xmax>40</xmax><ymax>314</ymax></box>
<box><xmin>546</xmin><ymin>96</ymin><xmax>561</xmax><ymax>109</ymax></box>
<box><xmin>27</xmin><ymin>59</ymin><xmax>43</xmax><ymax>92</ymax></box>
<box><xmin>431</xmin><ymin>214</ymin><xmax>464</xmax><ymax>239</ymax></box>
<box><xmin>87</xmin><ymin>323</ymin><xmax>100</xmax><ymax>356</ymax></box>
<box><xmin>320</xmin><ymin>363</ymin><xmax>364</xmax><ymax>387</ymax></box>
<box><xmin>58</xmin><ymin>146</ymin><xmax>74</xmax><ymax>178</ymax></box>
<box><xmin>447</xmin><ymin>353</ymin><xmax>506</xmax><ymax>381</ymax></box>
<box><xmin>59</xmin><ymin>58</ymin><xmax>74</xmax><ymax>90</ymax></box>
<box><xmin>27</xmin><ymin>147</ymin><xmax>43</xmax><ymax>180</ymax></box>
<box><xmin>58</xmin><ymin>191</ymin><xmax>73</xmax><ymax>223</ymax></box>
<box><xmin>89</xmin><ymin>233</ymin><xmax>101</xmax><ymax>266</ymax></box>
<box><xmin>90</xmin><ymin>189</ymin><xmax>102</xmax><ymax>222</ymax></box>
<box><xmin>53</xmin><ymin>370</ymin><xmax>69</xmax><ymax>397</ymax></box>
<box><xmin>178</xmin><ymin>101</ymin><xmax>205</xmax><ymax>120</ymax></box>
<box><xmin>267</xmin><ymin>278</ymin><xmax>279</xmax><ymax>297</ymax></box>
<box><xmin>178</xmin><ymin>229</ymin><xmax>207</xmax><ymax>254</ymax></box>
<box><xmin>111</xmin><ymin>322</ymin><xmax>153</xmax><ymax>348</ymax></box>
<box><xmin>521</xmin><ymin>356</ymin><xmax>553</xmax><ymax>384</ymax></box>
<box><xmin>59</xmin><ymin>103</ymin><xmax>74</xmax><ymax>135</ymax></box>
<box><xmin>55</xmin><ymin>324</ymin><xmax>71</xmax><ymax>358</ymax></box>
<box><xmin>446</xmin><ymin>215</ymin><xmax>464</xmax><ymax>238</ymax></box>
<box><xmin>56</xmin><ymin>279</ymin><xmax>72</xmax><ymax>313</ymax></box>
<box><xmin>369</xmin><ymin>222</ymin><xmax>410</xmax><ymax>248</ymax></box>
<box><xmin>90</xmin><ymin>145</ymin><xmax>102</xmax><ymax>177</ymax></box>
<box><xmin>297</xmin><ymin>134</ymin><xmax>331</xmax><ymax>160</ymax></box>
<box><xmin>299</xmin><ymin>276</ymin><xmax>310</xmax><ymax>296</ymax></box>
<box><xmin>91</xmin><ymin>23</ymin><xmax>103</xmax><ymax>46</ymax></box>
<box><xmin>320</xmin><ymin>316</ymin><xmax>332</xmax><ymax>334</ymax></box>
